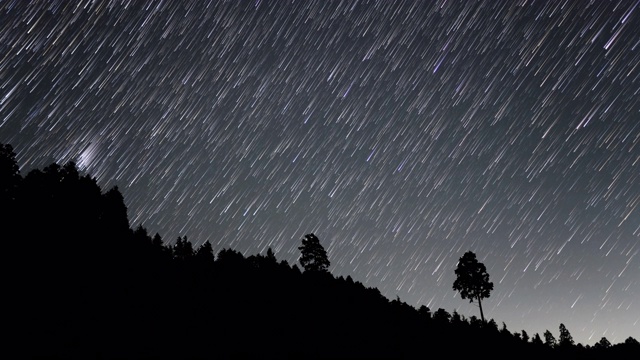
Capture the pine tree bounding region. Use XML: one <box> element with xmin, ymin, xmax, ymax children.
<box><xmin>298</xmin><ymin>233</ymin><xmax>330</xmax><ymax>273</ymax></box>
<box><xmin>558</xmin><ymin>323</ymin><xmax>575</xmax><ymax>347</ymax></box>
<box><xmin>452</xmin><ymin>251</ymin><xmax>494</xmax><ymax>322</ymax></box>
<box><xmin>544</xmin><ymin>330</ymin><xmax>557</xmax><ymax>348</ymax></box>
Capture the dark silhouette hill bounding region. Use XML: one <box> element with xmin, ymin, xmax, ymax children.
<box><xmin>2</xmin><ymin>143</ymin><xmax>638</xmax><ymax>360</ymax></box>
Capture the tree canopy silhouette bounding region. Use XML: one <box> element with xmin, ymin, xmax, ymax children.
<box><xmin>558</xmin><ymin>323</ymin><xmax>575</xmax><ymax>348</ymax></box>
<box><xmin>453</xmin><ymin>251</ymin><xmax>494</xmax><ymax>323</ymax></box>
<box><xmin>544</xmin><ymin>330</ymin><xmax>558</xmax><ymax>348</ymax></box>
<box><xmin>298</xmin><ymin>233</ymin><xmax>330</xmax><ymax>273</ymax></box>
<box><xmin>0</xmin><ymin>143</ymin><xmax>20</xmax><ymax>202</ymax></box>
<box><xmin>3</xmin><ymin>142</ymin><xmax>639</xmax><ymax>360</ymax></box>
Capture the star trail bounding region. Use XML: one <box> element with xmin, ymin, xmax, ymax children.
<box><xmin>1</xmin><ymin>0</ymin><xmax>638</xmax><ymax>346</ymax></box>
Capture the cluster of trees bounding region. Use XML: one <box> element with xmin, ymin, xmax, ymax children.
<box><xmin>2</xmin><ymin>143</ymin><xmax>638</xmax><ymax>359</ymax></box>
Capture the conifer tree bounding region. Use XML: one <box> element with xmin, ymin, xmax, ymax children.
<box><xmin>453</xmin><ymin>251</ymin><xmax>493</xmax><ymax>322</ymax></box>
<box><xmin>298</xmin><ymin>233</ymin><xmax>330</xmax><ymax>273</ymax></box>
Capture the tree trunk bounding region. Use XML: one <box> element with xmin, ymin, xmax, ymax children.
<box><xmin>478</xmin><ymin>296</ymin><xmax>485</xmax><ymax>323</ymax></box>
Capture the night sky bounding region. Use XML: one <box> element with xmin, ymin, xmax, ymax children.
<box><xmin>1</xmin><ymin>0</ymin><xmax>638</xmax><ymax>346</ymax></box>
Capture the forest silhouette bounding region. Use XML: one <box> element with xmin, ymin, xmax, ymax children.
<box><xmin>2</xmin><ymin>143</ymin><xmax>638</xmax><ymax>359</ymax></box>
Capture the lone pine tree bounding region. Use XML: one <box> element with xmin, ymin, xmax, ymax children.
<box><xmin>453</xmin><ymin>251</ymin><xmax>494</xmax><ymax>323</ymax></box>
<box><xmin>298</xmin><ymin>233</ymin><xmax>330</xmax><ymax>273</ymax></box>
